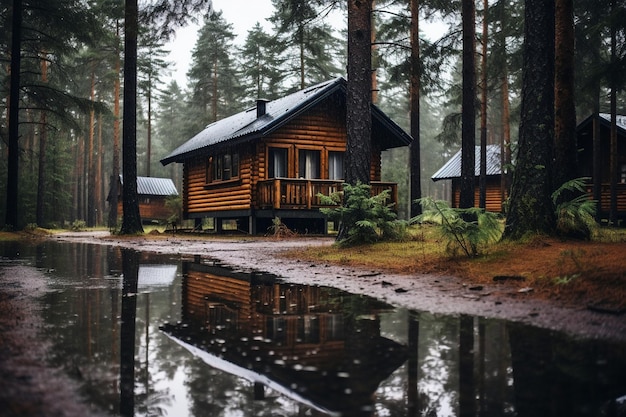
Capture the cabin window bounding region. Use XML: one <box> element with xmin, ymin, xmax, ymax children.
<box><xmin>268</xmin><ymin>148</ymin><xmax>288</xmax><ymax>178</ymax></box>
<box><xmin>298</xmin><ymin>149</ymin><xmax>320</xmax><ymax>179</ymax></box>
<box><xmin>328</xmin><ymin>151</ymin><xmax>344</xmax><ymax>180</ymax></box>
<box><xmin>621</xmin><ymin>164</ymin><xmax>626</xmax><ymax>183</ymax></box>
<box><xmin>211</xmin><ymin>151</ymin><xmax>239</xmax><ymax>182</ymax></box>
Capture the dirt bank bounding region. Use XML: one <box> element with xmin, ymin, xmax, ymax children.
<box><xmin>49</xmin><ymin>231</ymin><xmax>626</xmax><ymax>342</ymax></box>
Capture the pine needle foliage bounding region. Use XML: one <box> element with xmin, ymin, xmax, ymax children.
<box><xmin>412</xmin><ymin>197</ymin><xmax>502</xmax><ymax>257</ymax></box>
<box><xmin>552</xmin><ymin>177</ymin><xmax>596</xmax><ymax>239</ymax></box>
<box><xmin>319</xmin><ymin>182</ymin><xmax>407</xmax><ymax>247</ymax></box>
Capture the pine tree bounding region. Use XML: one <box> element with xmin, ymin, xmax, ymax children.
<box><xmin>187</xmin><ymin>11</ymin><xmax>242</xmax><ymax>129</ymax></box>
<box><xmin>269</xmin><ymin>0</ymin><xmax>342</xmax><ymax>90</ymax></box>
<box><xmin>239</xmin><ymin>23</ymin><xmax>284</xmax><ymax>102</ymax></box>
<box><xmin>504</xmin><ymin>0</ymin><xmax>556</xmax><ymax>239</ymax></box>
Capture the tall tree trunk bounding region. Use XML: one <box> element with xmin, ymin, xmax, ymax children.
<box><xmin>501</xmin><ymin>70</ymin><xmax>512</xmax><ymax>210</ymax></box>
<box><xmin>120</xmin><ymin>0</ymin><xmax>144</xmax><ymax>234</ymax></box>
<box><xmin>212</xmin><ymin>60</ymin><xmax>218</xmax><ymax>122</ymax></box>
<box><xmin>36</xmin><ymin>53</ymin><xmax>48</xmax><ymax>226</ymax></box>
<box><xmin>497</xmin><ymin>0</ymin><xmax>512</xmax><ymax>210</ymax></box>
<box><xmin>76</xmin><ymin>133</ymin><xmax>85</xmax><ymax>221</ymax></box>
<box><xmin>409</xmin><ymin>0</ymin><xmax>422</xmax><ymax>218</ymax></box>
<box><xmin>371</xmin><ymin>0</ymin><xmax>378</xmax><ymax>104</ymax></box>
<box><xmin>108</xmin><ymin>21</ymin><xmax>121</xmax><ymax>229</ymax></box>
<box><xmin>479</xmin><ymin>0</ymin><xmax>488</xmax><ymax>209</ymax></box>
<box><xmin>345</xmin><ymin>0</ymin><xmax>372</xmax><ymax>186</ymax></box>
<box><xmin>299</xmin><ymin>24</ymin><xmax>305</xmax><ymax>90</ymax></box>
<box><xmin>5</xmin><ymin>0</ymin><xmax>22</xmax><ymax>229</ymax></box>
<box><xmin>554</xmin><ymin>0</ymin><xmax>577</xmax><ymax>191</ymax></box>
<box><xmin>146</xmin><ymin>72</ymin><xmax>152</xmax><ymax>177</ymax></box>
<box><xmin>609</xmin><ymin>2</ymin><xmax>618</xmax><ymax>226</ymax></box>
<box><xmin>96</xmin><ymin>111</ymin><xmax>103</xmax><ymax>225</ymax></box>
<box><xmin>87</xmin><ymin>65</ymin><xmax>96</xmax><ymax>227</ymax></box>
<box><xmin>339</xmin><ymin>0</ymin><xmax>372</xmax><ymax>242</ymax></box>
<box><xmin>460</xmin><ymin>0</ymin><xmax>476</xmax><ymax>209</ymax></box>
<box><xmin>504</xmin><ymin>0</ymin><xmax>556</xmax><ymax>239</ymax></box>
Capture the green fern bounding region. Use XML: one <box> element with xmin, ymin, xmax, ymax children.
<box><xmin>551</xmin><ymin>177</ymin><xmax>596</xmax><ymax>239</ymax></box>
<box><xmin>412</xmin><ymin>197</ymin><xmax>502</xmax><ymax>257</ymax></box>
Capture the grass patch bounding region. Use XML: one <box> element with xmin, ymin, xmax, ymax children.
<box><xmin>285</xmin><ymin>224</ymin><xmax>626</xmax><ymax>309</ymax></box>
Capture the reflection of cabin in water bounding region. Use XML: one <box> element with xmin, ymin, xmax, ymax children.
<box><xmin>108</xmin><ymin>176</ymin><xmax>178</xmax><ymax>223</ymax></box>
<box><xmin>161</xmin><ymin>260</ymin><xmax>406</xmax><ymax>414</ymax></box>
<box><xmin>160</xmin><ymin>77</ymin><xmax>412</xmax><ymax>234</ymax></box>
<box><xmin>432</xmin><ymin>114</ymin><xmax>626</xmax><ymax>220</ymax></box>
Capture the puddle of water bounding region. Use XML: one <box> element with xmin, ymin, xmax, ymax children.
<box><xmin>1</xmin><ymin>241</ymin><xmax>625</xmax><ymax>417</ymax></box>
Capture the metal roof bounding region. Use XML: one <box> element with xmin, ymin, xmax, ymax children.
<box><xmin>431</xmin><ymin>144</ymin><xmax>502</xmax><ymax>181</ymax></box>
<box><xmin>598</xmin><ymin>113</ymin><xmax>626</xmax><ymax>131</ymax></box>
<box><xmin>576</xmin><ymin>113</ymin><xmax>626</xmax><ymax>136</ymax></box>
<box><xmin>160</xmin><ymin>77</ymin><xmax>413</xmax><ymax>165</ymax></box>
<box><xmin>119</xmin><ymin>176</ymin><xmax>178</xmax><ymax>196</ymax></box>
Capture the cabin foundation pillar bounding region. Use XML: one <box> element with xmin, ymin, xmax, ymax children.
<box><xmin>248</xmin><ymin>215</ymin><xmax>256</xmax><ymax>235</ymax></box>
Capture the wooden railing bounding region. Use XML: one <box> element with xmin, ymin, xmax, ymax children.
<box><xmin>257</xmin><ymin>178</ymin><xmax>398</xmax><ymax>210</ymax></box>
<box><xmin>586</xmin><ymin>182</ymin><xmax>626</xmax><ymax>215</ymax></box>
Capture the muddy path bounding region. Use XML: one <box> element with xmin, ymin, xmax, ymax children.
<box><xmin>50</xmin><ymin>231</ymin><xmax>626</xmax><ymax>342</ymax></box>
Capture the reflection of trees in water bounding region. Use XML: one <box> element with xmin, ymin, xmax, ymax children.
<box><xmin>417</xmin><ymin>313</ymin><xmax>460</xmax><ymax>417</ymax></box>
<box><xmin>120</xmin><ymin>249</ymin><xmax>139</xmax><ymax>417</ymax></box>
<box><xmin>508</xmin><ymin>323</ymin><xmax>626</xmax><ymax>417</ymax></box>
<box><xmin>15</xmin><ymin>241</ymin><xmax>626</xmax><ymax>416</ymax></box>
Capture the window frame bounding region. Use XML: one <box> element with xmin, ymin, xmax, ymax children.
<box><xmin>297</xmin><ymin>148</ymin><xmax>321</xmax><ymax>179</ymax></box>
<box><xmin>206</xmin><ymin>150</ymin><xmax>240</xmax><ymax>184</ymax></box>
<box><xmin>268</xmin><ymin>147</ymin><xmax>289</xmax><ymax>179</ymax></box>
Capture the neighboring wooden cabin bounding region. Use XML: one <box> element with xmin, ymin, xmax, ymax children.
<box><xmin>432</xmin><ymin>113</ymin><xmax>626</xmax><ymax>220</ymax></box>
<box><xmin>431</xmin><ymin>144</ymin><xmax>507</xmax><ymax>213</ymax></box>
<box><xmin>160</xmin><ymin>77</ymin><xmax>412</xmax><ymax>234</ymax></box>
<box><xmin>109</xmin><ymin>176</ymin><xmax>178</xmax><ymax>222</ymax></box>
<box><xmin>577</xmin><ymin>113</ymin><xmax>626</xmax><ymax>222</ymax></box>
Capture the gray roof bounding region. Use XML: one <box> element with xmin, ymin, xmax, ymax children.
<box><xmin>431</xmin><ymin>144</ymin><xmax>502</xmax><ymax>181</ymax></box>
<box><xmin>160</xmin><ymin>77</ymin><xmax>413</xmax><ymax>165</ymax></box>
<box><xmin>598</xmin><ymin>113</ymin><xmax>626</xmax><ymax>131</ymax></box>
<box><xmin>577</xmin><ymin>113</ymin><xmax>626</xmax><ymax>136</ymax></box>
<box><xmin>119</xmin><ymin>176</ymin><xmax>178</xmax><ymax>196</ymax></box>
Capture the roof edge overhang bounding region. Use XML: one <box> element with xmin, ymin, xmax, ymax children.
<box><xmin>161</xmin><ymin>77</ymin><xmax>414</xmax><ymax>164</ymax></box>
<box><xmin>161</xmin><ymin>78</ymin><xmax>347</xmax><ymax>166</ymax></box>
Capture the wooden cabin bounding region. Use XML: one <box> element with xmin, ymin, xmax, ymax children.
<box><xmin>161</xmin><ymin>260</ymin><xmax>406</xmax><ymax>414</ymax></box>
<box><xmin>576</xmin><ymin>113</ymin><xmax>626</xmax><ymax>222</ymax></box>
<box><xmin>431</xmin><ymin>144</ymin><xmax>508</xmax><ymax>212</ymax></box>
<box><xmin>432</xmin><ymin>113</ymin><xmax>626</xmax><ymax>221</ymax></box>
<box><xmin>109</xmin><ymin>176</ymin><xmax>178</xmax><ymax>223</ymax></box>
<box><xmin>160</xmin><ymin>77</ymin><xmax>412</xmax><ymax>234</ymax></box>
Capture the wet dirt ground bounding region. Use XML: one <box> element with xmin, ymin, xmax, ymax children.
<box><xmin>50</xmin><ymin>231</ymin><xmax>626</xmax><ymax>341</ymax></box>
<box><xmin>1</xmin><ymin>231</ymin><xmax>625</xmax><ymax>416</ymax></box>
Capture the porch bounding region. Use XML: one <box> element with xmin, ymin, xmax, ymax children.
<box><xmin>587</xmin><ymin>182</ymin><xmax>626</xmax><ymax>222</ymax></box>
<box><xmin>257</xmin><ymin>178</ymin><xmax>399</xmax><ymax>210</ymax></box>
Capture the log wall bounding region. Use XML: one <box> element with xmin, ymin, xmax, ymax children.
<box><xmin>182</xmin><ymin>98</ymin><xmax>384</xmax><ymax>217</ymax></box>
<box><xmin>452</xmin><ymin>177</ymin><xmax>506</xmax><ymax>213</ymax></box>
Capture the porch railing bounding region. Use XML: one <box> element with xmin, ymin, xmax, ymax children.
<box><xmin>257</xmin><ymin>178</ymin><xmax>398</xmax><ymax>210</ymax></box>
<box><xmin>586</xmin><ymin>182</ymin><xmax>626</xmax><ymax>214</ymax></box>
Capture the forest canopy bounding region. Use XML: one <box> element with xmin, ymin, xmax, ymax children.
<box><xmin>1</xmin><ymin>0</ymin><xmax>624</xmax><ymax>231</ymax></box>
